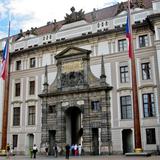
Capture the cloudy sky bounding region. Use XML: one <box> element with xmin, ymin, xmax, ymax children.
<box><xmin>0</xmin><ymin>0</ymin><xmax>126</xmax><ymax>39</ymax></box>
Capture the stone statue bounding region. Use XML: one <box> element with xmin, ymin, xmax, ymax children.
<box><xmin>64</xmin><ymin>6</ymin><xmax>85</xmax><ymax>24</ymax></box>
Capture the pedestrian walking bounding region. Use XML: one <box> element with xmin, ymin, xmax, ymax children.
<box><xmin>6</xmin><ymin>143</ymin><xmax>10</xmax><ymax>158</ymax></box>
<box><xmin>54</xmin><ymin>144</ymin><xmax>58</xmax><ymax>157</ymax></box>
<box><xmin>74</xmin><ymin>144</ymin><xmax>78</xmax><ymax>156</ymax></box>
<box><xmin>78</xmin><ymin>144</ymin><xmax>82</xmax><ymax>156</ymax></box>
<box><xmin>32</xmin><ymin>144</ymin><xmax>38</xmax><ymax>159</ymax></box>
<box><xmin>65</xmin><ymin>144</ymin><xmax>70</xmax><ymax>159</ymax></box>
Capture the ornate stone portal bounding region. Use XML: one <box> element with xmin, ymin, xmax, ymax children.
<box><xmin>39</xmin><ymin>46</ymin><xmax>112</xmax><ymax>155</ymax></box>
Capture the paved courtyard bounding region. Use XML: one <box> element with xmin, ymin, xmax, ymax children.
<box><xmin>1</xmin><ymin>155</ymin><xmax>160</xmax><ymax>160</ymax></box>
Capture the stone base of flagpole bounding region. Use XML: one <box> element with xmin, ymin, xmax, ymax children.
<box><xmin>0</xmin><ymin>150</ymin><xmax>7</xmax><ymax>156</ymax></box>
<box><xmin>125</xmin><ymin>148</ymin><xmax>151</xmax><ymax>157</ymax></box>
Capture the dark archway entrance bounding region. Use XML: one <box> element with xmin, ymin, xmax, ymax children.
<box><xmin>65</xmin><ymin>107</ymin><xmax>82</xmax><ymax>145</ymax></box>
<box><xmin>122</xmin><ymin>129</ymin><xmax>133</xmax><ymax>154</ymax></box>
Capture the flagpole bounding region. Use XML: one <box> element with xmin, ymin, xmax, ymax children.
<box><xmin>127</xmin><ymin>0</ymin><xmax>143</xmax><ymax>152</ymax></box>
<box><xmin>1</xmin><ymin>21</ymin><xmax>11</xmax><ymax>150</ymax></box>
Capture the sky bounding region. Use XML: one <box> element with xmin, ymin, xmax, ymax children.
<box><xmin>0</xmin><ymin>0</ymin><xmax>126</xmax><ymax>39</ymax></box>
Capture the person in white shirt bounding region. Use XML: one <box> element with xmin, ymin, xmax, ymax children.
<box><xmin>33</xmin><ymin>144</ymin><xmax>38</xmax><ymax>158</ymax></box>
<box><xmin>78</xmin><ymin>144</ymin><xmax>82</xmax><ymax>155</ymax></box>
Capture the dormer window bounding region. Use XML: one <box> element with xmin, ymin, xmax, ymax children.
<box><xmin>30</xmin><ymin>58</ymin><xmax>36</xmax><ymax>68</ymax></box>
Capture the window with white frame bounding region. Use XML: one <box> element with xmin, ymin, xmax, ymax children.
<box><xmin>118</xmin><ymin>39</ymin><xmax>127</xmax><ymax>52</ymax></box>
<box><xmin>120</xmin><ymin>65</ymin><xmax>129</xmax><ymax>83</ymax></box>
<box><xmin>28</xmin><ymin>106</ymin><xmax>35</xmax><ymax>125</ymax></box>
<box><xmin>146</xmin><ymin>128</ymin><xmax>156</xmax><ymax>144</ymax></box>
<box><xmin>13</xmin><ymin>107</ymin><xmax>20</xmax><ymax>126</ymax></box>
<box><xmin>29</xmin><ymin>80</ymin><xmax>35</xmax><ymax>95</ymax></box>
<box><xmin>120</xmin><ymin>95</ymin><xmax>132</xmax><ymax>119</ymax></box>
<box><xmin>139</xmin><ymin>35</ymin><xmax>149</xmax><ymax>48</ymax></box>
<box><xmin>142</xmin><ymin>93</ymin><xmax>155</xmax><ymax>117</ymax></box>
<box><xmin>141</xmin><ymin>62</ymin><xmax>151</xmax><ymax>80</ymax></box>
<box><xmin>15</xmin><ymin>82</ymin><xmax>20</xmax><ymax>97</ymax></box>
<box><xmin>13</xmin><ymin>135</ymin><xmax>18</xmax><ymax>149</ymax></box>
<box><xmin>16</xmin><ymin>60</ymin><xmax>21</xmax><ymax>70</ymax></box>
<box><xmin>30</xmin><ymin>57</ymin><xmax>36</xmax><ymax>68</ymax></box>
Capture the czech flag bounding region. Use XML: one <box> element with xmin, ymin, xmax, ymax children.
<box><xmin>1</xmin><ymin>40</ymin><xmax>9</xmax><ymax>80</ymax></box>
<box><xmin>126</xmin><ymin>14</ymin><xmax>132</xmax><ymax>59</ymax></box>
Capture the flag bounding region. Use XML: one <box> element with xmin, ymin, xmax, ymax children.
<box><xmin>1</xmin><ymin>40</ymin><xmax>9</xmax><ymax>80</ymax></box>
<box><xmin>126</xmin><ymin>14</ymin><xmax>132</xmax><ymax>59</ymax></box>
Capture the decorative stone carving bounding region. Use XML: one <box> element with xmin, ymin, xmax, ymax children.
<box><xmin>64</xmin><ymin>7</ymin><xmax>85</xmax><ymax>24</ymax></box>
<box><xmin>61</xmin><ymin>70</ymin><xmax>84</xmax><ymax>87</ymax></box>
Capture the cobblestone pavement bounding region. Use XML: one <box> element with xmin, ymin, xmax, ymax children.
<box><xmin>0</xmin><ymin>155</ymin><xmax>160</xmax><ymax>160</ymax></box>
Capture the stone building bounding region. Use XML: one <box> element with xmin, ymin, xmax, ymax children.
<box><xmin>0</xmin><ymin>0</ymin><xmax>160</xmax><ymax>155</ymax></box>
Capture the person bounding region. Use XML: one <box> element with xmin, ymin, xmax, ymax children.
<box><xmin>78</xmin><ymin>144</ymin><xmax>82</xmax><ymax>156</ymax></box>
<box><xmin>65</xmin><ymin>144</ymin><xmax>70</xmax><ymax>159</ymax></box>
<box><xmin>6</xmin><ymin>143</ymin><xmax>10</xmax><ymax>158</ymax></box>
<box><xmin>29</xmin><ymin>147</ymin><xmax>33</xmax><ymax>158</ymax></box>
<box><xmin>54</xmin><ymin>144</ymin><xmax>58</xmax><ymax>157</ymax></box>
<box><xmin>45</xmin><ymin>146</ymin><xmax>48</xmax><ymax>156</ymax></box>
<box><xmin>74</xmin><ymin>144</ymin><xmax>78</xmax><ymax>156</ymax></box>
<box><xmin>71</xmin><ymin>144</ymin><xmax>74</xmax><ymax>156</ymax></box>
<box><xmin>32</xmin><ymin>144</ymin><xmax>38</xmax><ymax>158</ymax></box>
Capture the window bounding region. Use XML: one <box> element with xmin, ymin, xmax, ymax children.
<box><xmin>120</xmin><ymin>65</ymin><xmax>129</xmax><ymax>83</ymax></box>
<box><xmin>15</xmin><ymin>83</ymin><xmax>20</xmax><ymax>97</ymax></box>
<box><xmin>142</xmin><ymin>93</ymin><xmax>155</xmax><ymax>117</ymax></box>
<box><xmin>30</xmin><ymin>58</ymin><xmax>35</xmax><ymax>68</ymax></box>
<box><xmin>29</xmin><ymin>80</ymin><xmax>35</xmax><ymax>95</ymax></box>
<box><xmin>141</xmin><ymin>62</ymin><xmax>151</xmax><ymax>80</ymax></box>
<box><xmin>13</xmin><ymin>107</ymin><xmax>20</xmax><ymax>126</ymax></box>
<box><xmin>118</xmin><ymin>39</ymin><xmax>127</xmax><ymax>52</ymax></box>
<box><xmin>139</xmin><ymin>35</ymin><xmax>149</xmax><ymax>48</ymax></box>
<box><xmin>48</xmin><ymin>105</ymin><xmax>56</xmax><ymax>113</ymax></box>
<box><xmin>91</xmin><ymin>101</ymin><xmax>101</xmax><ymax>111</ymax></box>
<box><xmin>146</xmin><ymin>128</ymin><xmax>156</xmax><ymax>144</ymax></box>
<box><xmin>13</xmin><ymin>135</ymin><xmax>18</xmax><ymax>149</ymax></box>
<box><xmin>120</xmin><ymin>96</ymin><xmax>132</xmax><ymax>119</ymax></box>
<box><xmin>28</xmin><ymin>106</ymin><xmax>35</xmax><ymax>125</ymax></box>
<box><xmin>16</xmin><ymin>60</ymin><xmax>21</xmax><ymax>70</ymax></box>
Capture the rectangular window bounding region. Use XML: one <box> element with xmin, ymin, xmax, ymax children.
<box><xmin>91</xmin><ymin>101</ymin><xmax>101</xmax><ymax>111</ymax></box>
<box><xmin>48</xmin><ymin>105</ymin><xmax>56</xmax><ymax>113</ymax></box>
<box><xmin>30</xmin><ymin>58</ymin><xmax>36</xmax><ymax>68</ymax></box>
<box><xmin>118</xmin><ymin>39</ymin><xmax>127</xmax><ymax>52</ymax></box>
<box><xmin>142</xmin><ymin>93</ymin><xmax>155</xmax><ymax>117</ymax></box>
<box><xmin>29</xmin><ymin>80</ymin><xmax>35</xmax><ymax>95</ymax></box>
<box><xmin>120</xmin><ymin>65</ymin><xmax>129</xmax><ymax>83</ymax></box>
<box><xmin>139</xmin><ymin>35</ymin><xmax>149</xmax><ymax>48</ymax></box>
<box><xmin>13</xmin><ymin>135</ymin><xmax>18</xmax><ymax>149</ymax></box>
<box><xmin>28</xmin><ymin>106</ymin><xmax>35</xmax><ymax>125</ymax></box>
<box><xmin>16</xmin><ymin>60</ymin><xmax>21</xmax><ymax>70</ymax></box>
<box><xmin>141</xmin><ymin>62</ymin><xmax>151</xmax><ymax>80</ymax></box>
<box><xmin>15</xmin><ymin>83</ymin><xmax>20</xmax><ymax>97</ymax></box>
<box><xmin>120</xmin><ymin>96</ymin><xmax>132</xmax><ymax>119</ymax></box>
<box><xmin>13</xmin><ymin>107</ymin><xmax>20</xmax><ymax>126</ymax></box>
<box><xmin>146</xmin><ymin>128</ymin><xmax>156</xmax><ymax>144</ymax></box>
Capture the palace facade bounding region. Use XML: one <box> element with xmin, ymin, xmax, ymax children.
<box><xmin>0</xmin><ymin>0</ymin><xmax>160</xmax><ymax>155</ymax></box>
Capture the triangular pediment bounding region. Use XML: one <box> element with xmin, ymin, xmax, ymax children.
<box><xmin>55</xmin><ymin>46</ymin><xmax>91</xmax><ymax>59</ymax></box>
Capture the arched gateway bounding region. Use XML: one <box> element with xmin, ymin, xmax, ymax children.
<box><xmin>39</xmin><ymin>46</ymin><xmax>112</xmax><ymax>155</ymax></box>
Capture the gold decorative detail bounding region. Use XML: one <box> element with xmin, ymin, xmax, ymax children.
<box><xmin>62</xmin><ymin>61</ymin><xmax>83</xmax><ymax>73</ymax></box>
<box><xmin>134</xmin><ymin>148</ymin><xmax>143</xmax><ymax>153</ymax></box>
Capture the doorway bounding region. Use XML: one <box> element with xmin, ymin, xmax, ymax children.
<box><xmin>122</xmin><ymin>129</ymin><xmax>133</xmax><ymax>154</ymax></box>
<box><xmin>92</xmin><ymin>128</ymin><xmax>99</xmax><ymax>155</ymax></box>
<box><xmin>49</xmin><ymin>130</ymin><xmax>56</xmax><ymax>155</ymax></box>
<box><xmin>65</xmin><ymin>107</ymin><xmax>82</xmax><ymax>145</ymax></box>
<box><xmin>28</xmin><ymin>134</ymin><xmax>34</xmax><ymax>149</ymax></box>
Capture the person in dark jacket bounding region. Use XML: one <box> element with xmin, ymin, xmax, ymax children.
<box><xmin>65</xmin><ymin>144</ymin><xmax>70</xmax><ymax>159</ymax></box>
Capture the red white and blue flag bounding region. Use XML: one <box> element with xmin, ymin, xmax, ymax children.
<box><xmin>126</xmin><ymin>0</ymin><xmax>133</xmax><ymax>59</ymax></box>
<box><xmin>1</xmin><ymin>40</ymin><xmax>9</xmax><ymax>80</ymax></box>
<box><xmin>126</xmin><ymin>14</ymin><xmax>132</xmax><ymax>59</ymax></box>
